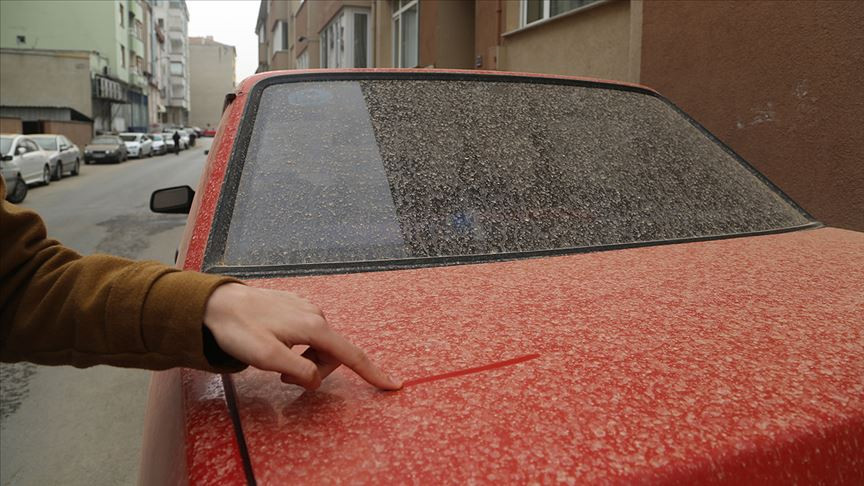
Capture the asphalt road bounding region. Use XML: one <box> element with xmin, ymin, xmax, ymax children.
<box><xmin>0</xmin><ymin>139</ymin><xmax>212</xmax><ymax>486</ymax></box>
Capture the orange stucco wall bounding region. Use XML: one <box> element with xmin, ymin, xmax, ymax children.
<box><xmin>641</xmin><ymin>0</ymin><xmax>864</xmax><ymax>231</ymax></box>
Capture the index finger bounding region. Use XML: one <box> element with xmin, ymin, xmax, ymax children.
<box><xmin>308</xmin><ymin>328</ymin><xmax>402</xmax><ymax>390</ymax></box>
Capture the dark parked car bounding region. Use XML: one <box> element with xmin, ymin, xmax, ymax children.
<box><xmin>84</xmin><ymin>135</ymin><xmax>127</xmax><ymax>164</ymax></box>
<box><xmin>141</xmin><ymin>70</ymin><xmax>864</xmax><ymax>485</ymax></box>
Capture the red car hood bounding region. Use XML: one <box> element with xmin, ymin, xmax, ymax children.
<box><xmin>228</xmin><ymin>227</ymin><xmax>863</xmax><ymax>483</ymax></box>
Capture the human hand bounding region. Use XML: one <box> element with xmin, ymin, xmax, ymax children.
<box><xmin>203</xmin><ymin>283</ymin><xmax>401</xmax><ymax>391</ymax></box>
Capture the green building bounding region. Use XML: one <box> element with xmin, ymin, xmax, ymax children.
<box><xmin>0</xmin><ymin>0</ymin><xmax>180</xmax><ymax>133</ymax></box>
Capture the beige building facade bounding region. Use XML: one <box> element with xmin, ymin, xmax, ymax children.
<box><xmin>252</xmin><ymin>0</ymin><xmax>862</xmax><ymax>232</ymax></box>
<box><xmin>189</xmin><ymin>36</ymin><xmax>236</xmax><ymax>130</ymax></box>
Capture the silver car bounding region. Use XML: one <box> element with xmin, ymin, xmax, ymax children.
<box><xmin>30</xmin><ymin>134</ymin><xmax>82</xmax><ymax>180</ymax></box>
<box><xmin>0</xmin><ymin>134</ymin><xmax>53</xmax><ymax>188</ymax></box>
<box><xmin>1</xmin><ymin>139</ymin><xmax>26</xmax><ymax>203</ymax></box>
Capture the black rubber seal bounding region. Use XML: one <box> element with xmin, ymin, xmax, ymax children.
<box><xmin>221</xmin><ymin>374</ymin><xmax>257</xmax><ymax>485</ymax></box>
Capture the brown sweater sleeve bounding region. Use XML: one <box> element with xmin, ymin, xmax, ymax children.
<box><xmin>0</xmin><ymin>178</ymin><xmax>247</xmax><ymax>373</ymax></box>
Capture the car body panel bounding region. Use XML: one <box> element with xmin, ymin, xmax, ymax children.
<box><xmin>120</xmin><ymin>133</ymin><xmax>153</xmax><ymax>158</ymax></box>
<box><xmin>84</xmin><ymin>138</ymin><xmax>126</xmax><ymax>163</ymax></box>
<box><xmin>142</xmin><ymin>70</ymin><xmax>864</xmax><ymax>484</ymax></box>
<box><xmin>2</xmin><ymin>135</ymin><xmax>51</xmax><ymax>184</ymax></box>
<box><xmin>1</xmin><ymin>157</ymin><xmax>25</xmax><ymax>202</ymax></box>
<box><xmin>30</xmin><ymin>134</ymin><xmax>79</xmax><ymax>177</ymax></box>
<box><xmin>149</xmin><ymin>134</ymin><xmax>167</xmax><ymax>155</ymax></box>
<box><xmin>225</xmin><ymin>227</ymin><xmax>863</xmax><ymax>484</ymax></box>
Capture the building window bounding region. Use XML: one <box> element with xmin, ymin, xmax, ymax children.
<box><xmin>392</xmin><ymin>0</ymin><xmax>418</xmax><ymax>68</ymax></box>
<box><xmin>522</xmin><ymin>0</ymin><xmax>601</xmax><ymax>26</ymax></box>
<box><xmin>296</xmin><ymin>50</ymin><xmax>309</xmax><ymax>70</ymax></box>
<box><xmin>258</xmin><ymin>25</ymin><xmax>266</xmax><ymax>45</ymax></box>
<box><xmin>170</xmin><ymin>61</ymin><xmax>183</xmax><ymax>75</ymax></box>
<box><xmin>120</xmin><ymin>4</ymin><xmax>125</xmax><ymax>26</ymax></box>
<box><xmin>320</xmin><ymin>8</ymin><xmax>371</xmax><ymax>68</ymax></box>
<box><xmin>273</xmin><ymin>21</ymin><xmax>289</xmax><ymax>54</ymax></box>
<box><xmin>121</xmin><ymin>45</ymin><xmax>126</xmax><ymax>67</ymax></box>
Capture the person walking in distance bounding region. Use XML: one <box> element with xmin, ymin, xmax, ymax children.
<box><xmin>172</xmin><ymin>130</ymin><xmax>181</xmax><ymax>155</ymax></box>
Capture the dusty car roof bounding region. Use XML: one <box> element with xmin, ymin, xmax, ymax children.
<box><xmin>235</xmin><ymin>68</ymin><xmax>660</xmax><ymax>96</ymax></box>
<box><xmin>182</xmin><ymin>227</ymin><xmax>863</xmax><ymax>483</ymax></box>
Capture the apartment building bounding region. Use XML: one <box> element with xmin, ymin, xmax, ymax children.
<box><xmin>154</xmin><ymin>0</ymin><xmax>191</xmax><ymax>126</ymax></box>
<box><xmin>189</xmin><ymin>36</ymin><xmax>236</xmax><ymax>130</ymax></box>
<box><xmin>0</xmin><ymin>0</ymin><xmax>192</xmax><ymax>137</ymax></box>
<box><xmin>0</xmin><ymin>0</ymin><xmax>152</xmax><ymax>134</ymax></box>
<box><xmin>255</xmin><ymin>0</ymin><xmax>473</xmax><ymax>72</ymax></box>
<box><xmin>254</xmin><ymin>0</ymin><xmax>862</xmax><ymax>232</ymax></box>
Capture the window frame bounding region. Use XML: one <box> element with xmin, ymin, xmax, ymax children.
<box><xmin>320</xmin><ymin>8</ymin><xmax>373</xmax><ymax>69</ymax></box>
<box><xmin>392</xmin><ymin>0</ymin><xmax>419</xmax><ymax>68</ymax></box>
<box><xmin>200</xmin><ymin>71</ymin><xmax>817</xmax><ymax>278</ymax></box>
<box><xmin>272</xmin><ymin>20</ymin><xmax>289</xmax><ymax>54</ymax></box>
<box><xmin>520</xmin><ymin>0</ymin><xmax>603</xmax><ymax>27</ymax></box>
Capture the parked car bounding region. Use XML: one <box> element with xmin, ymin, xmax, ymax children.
<box><xmin>30</xmin><ymin>134</ymin><xmax>81</xmax><ymax>180</ymax></box>
<box><xmin>202</xmin><ymin>127</ymin><xmax>217</xmax><ymax>137</ymax></box>
<box><xmin>163</xmin><ymin>130</ymin><xmax>188</xmax><ymax>150</ymax></box>
<box><xmin>1</xmin><ymin>138</ymin><xmax>27</xmax><ymax>203</ymax></box>
<box><xmin>148</xmin><ymin>133</ymin><xmax>168</xmax><ymax>155</ymax></box>
<box><xmin>140</xmin><ymin>70</ymin><xmax>863</xmax><ymax>485</ymax></box>
<box><xmin>120</xmin><ymin>133</ymin><xmax>153</xmax><ymax>158</ymax></box>
<box><xmin>0</xmin><ymin>134</ymin><xmax>52</xmax><ymax>187</ymax></box>
<box><xmin>184</xmin><ymin>127</ymin><xmax>197</xmax><ymax>147</ymax></box>
<box><xmin>84</xmin><ymin>135</ymin><xmax>127</xmax><ymax>164</ymax></box>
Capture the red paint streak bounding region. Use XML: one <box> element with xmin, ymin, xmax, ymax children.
<box><xmin>402</xmin><ymin>353</ymin><xmax>540</xmax><ymax>388</ymax></box>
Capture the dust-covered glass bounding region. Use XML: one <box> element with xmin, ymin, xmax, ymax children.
<box><xmin>220</xmin><ymin>79</ymin><xmax>809</xmax><ymax>269</ymax></box>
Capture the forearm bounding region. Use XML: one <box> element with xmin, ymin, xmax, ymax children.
<box><xmin>0</xmin><ymin>183</ymin><xmax>245</xmax><ymax>372</ymax></box>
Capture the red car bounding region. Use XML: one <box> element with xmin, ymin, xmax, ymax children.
<box><xmin>202</xmin><ymin>128</ymin><xmax>217</xmax><ymax>137</ymax></box>
<box><xmin>142</xmin><ymin>70</ymin><xmax>863</xmax><ymax>484</ymax></box>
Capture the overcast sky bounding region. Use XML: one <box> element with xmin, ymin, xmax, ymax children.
<box><xmin>187</xmin><ymin>0</ymin><xmax>260</xmax><ymax>84</ymax></box>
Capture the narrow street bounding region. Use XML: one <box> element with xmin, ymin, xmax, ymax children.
<box><xmin>1</xmin><ymin>139</ymin><xmax>212</xmax><ymax>486</ymax></box>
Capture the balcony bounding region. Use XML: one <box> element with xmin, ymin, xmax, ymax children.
<box><xmin>129</xmin><ymin>1</ymin><xmax>143</xmax><ymax>19</ymax></box>
<box><xmin>129</xmin><ymin>72</ymin><xmax>148</xmax><ymax>88</ymax></box>
<box><xmin>129</xmin><ymin>36</ymin><xmax>145</xmax><ymax>56</ymax></box>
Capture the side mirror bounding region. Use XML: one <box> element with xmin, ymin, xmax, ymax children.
<box><xmin>60</xmin><ymin>144</ymin><xmax>69</xmax><ymax>150</ymax></box>
<box><xmin>1</xmin><ymin>155</ymin><xmax>12</xmax><ymax>162</ymax></box>
<box><xmin>150</xmin><ymin>185</ymin><xmax>195</xmax><ymax>214</ymax></box>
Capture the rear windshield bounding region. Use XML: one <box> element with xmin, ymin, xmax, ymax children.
<box><xmin>120</xmin><ymin>135</ymin><xmax>138</xmax><ymax>142</ymax></box>
<box><xmin>33</xmin><ymin>137</ymin><xmax>57</xmax><ymax>150</ymax></box>
<box><xmin>217</xmin><ymin>79</ymin><xmax>810</xmax><ymax>271</ymax></box>
<box><xmin>91</xmin><ymin>136</ymin><xmax>119</xmax><ymax>144</ymax></box>
<box><xmin>151</xmin><ymin>134</ymin><xmax>163</xmax><ymax>141</ymax></box>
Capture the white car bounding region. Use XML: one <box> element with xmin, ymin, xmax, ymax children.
<box><xmin>30</xmin><ymin>134</ymin><xmax>81</xmax><ymax>180</ymax></box>
<box><xmin>0</xmin><ymin>134</ymin><xmax>53</xmax><ymax>188</ymax></box>
<box><xmin>120</xmin><ymin>132</ymin><xmax>153</xmax><ymax>158</ymax></box>
<box><xmin>164</xmin><ymin>130</ymin><xmax>189</xmax><ymax>150</ymax></box>
<box><xmin>148</xmin><ymin>133</ymin><xmax>168</xmax><ymax>155</ymax></box>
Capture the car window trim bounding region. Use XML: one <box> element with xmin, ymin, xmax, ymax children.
<box><xmin>202</xmin><ymin>71</ymin><xmax>816</xmax><ymax>277</ymax></box>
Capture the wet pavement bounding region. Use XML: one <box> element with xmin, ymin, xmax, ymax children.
<box><xmin>0</xmin><ymin>139</ymin><xmax>211</xmax><ymax>486</ymax></box>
